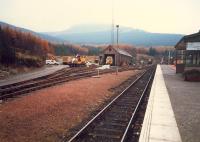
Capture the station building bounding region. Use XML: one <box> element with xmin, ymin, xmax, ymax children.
<box><xmin>175</xmin><ymin>31</ymin><xmax>200</xmax><ymax>73</ymax></box>
<box><xmin>99</xmin><ymin>45</ymin><xmax>134</xmax><ymax>66</ymax></box>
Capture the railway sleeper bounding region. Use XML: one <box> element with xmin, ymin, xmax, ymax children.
<box><xmin>92</xmin><ymin>127</ymin><xmax>123</xmax><ymax>136</ymax></box>
<box><xmin>83</xmin><ymin>136</ymin><xmax>119</xmax><ymax>142</ymax></box>
<box><xmin>109</xmin><ymin>109</ymin><xmax>132</xmax><ymax>114</ymax></box>
<box><xmin>107</xmin><ymin>109</ymin><xmax>132</xmax><ymax>115</ymax></box>
<box><xmin>110</xmin><ymin>106</ymin><xmax>133</xmax><ymax>111</ymax></box>
<box><xmin>88</xmin><ymin>132</ymin><xmax>121</xmax><ymax>139</ymax></box>
<box><xmin>100</xmin><ymin>121</ymin><xmax>127</xmax><ymax>128</ymax></box>
<box><xmin>111</xmin><ymin>106</ymin><xmax>134</xmax><ymax>110</ymax></box>
<box><xmin>114</xmin><ymin>102</ymin><xmax>135</xmax><ymax>107</ymax></box>
<box><xmin>118</xmin><ymin>95</ymin><xmax>140</xmax><ymax>100</ymax></box>
<box><xmin>106</xmin><ymin>113</ymin><xmax>131</xmax><ymax>120</ymax></box>
<box><xmin>115</xmin><ymin>100</ymin><xmax>138</xmax><ymax>105</ymax></box>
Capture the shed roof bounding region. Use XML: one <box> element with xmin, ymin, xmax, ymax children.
<box><xmin>104</xmin><ymin>45</ymin><xmax>133</xmax><ymax>57</ymax></box>
<box><xmin>114</xmin><ymin>47</ymin><xmax>132</xmax><ymax>57</ymax></box>
<box><xmin>175</xmin><ymin>31</ymin><xmax>200</xmax><ymax>49</ymax></box>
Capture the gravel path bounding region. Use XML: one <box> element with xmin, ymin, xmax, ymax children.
<box><xmin>0</xmin><ymin>70</ymin><xmax>139</xmax><ymax>142</ymax></box>
<box><xmin>161</xmin><ymin>65</ymin><xmax>200</xmax><ymax>142</ymax></box>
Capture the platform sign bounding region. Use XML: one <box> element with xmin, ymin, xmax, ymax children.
<box><xmin>187</xmin><ymin>42</ymin><xmax>200</xmax><ymax>50</ymax></box>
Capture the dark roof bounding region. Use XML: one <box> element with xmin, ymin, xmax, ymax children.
<box><xmin>175</xmin><ymin>31</ymin><xmax>200</xmax><ymax>49</ymax></box>
<box><xmin>105</xmin><ymin>45</ymin><xmax>133</xmax><ymax>57</ymax></box>
<box><xmin>114</xmin><ymin>47</ymin><xmax>132</xmax><ymax>57</ymax></box>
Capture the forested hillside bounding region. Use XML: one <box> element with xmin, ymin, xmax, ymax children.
<box><xmin>53</xmin><ymin>44</ymin><xmax>88</xmax><ymax>56</ymax></box>
<box><xmin>53</xmin><ymin>43</ymin><xmax>174</xmax><ymax>58</ymax></box>
<box><xmin>0</xmin><ymin>26</ymin><xmax>53</xmax><ymax>67</ymax></box>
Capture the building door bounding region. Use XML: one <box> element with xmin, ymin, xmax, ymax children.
<box><xmin>104</xmin><ymin>54</ymin><xmax>115</xmax><ymax>66</ymax></box>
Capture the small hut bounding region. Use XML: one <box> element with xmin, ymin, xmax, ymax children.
<box><xmin>99</xmin><ymin>45</ymin><xmax>133</xmax><ymax>66</ymax></box>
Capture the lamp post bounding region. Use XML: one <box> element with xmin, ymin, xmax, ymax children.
<box><xmin>116</xmin><ymin>25</ymin><xmax>119</xmax><ymax>75</ymax></box>
<box><xmin>168</xmin><ymin>50</ymin><xmax>171</xmax><ymax>65</ymax></box>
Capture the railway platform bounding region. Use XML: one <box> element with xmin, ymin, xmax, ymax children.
<box><xmin>139</xmin><ymin>65</ymin><xmax>182</xmax><ymax>142</ymax></box>
<box><xmin>161</xmin><ymin>65</ymin><xmax>200</xmax><ymax>142</ymax></box>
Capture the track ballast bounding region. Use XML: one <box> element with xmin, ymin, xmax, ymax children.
<box><xmin>66</xmin><ymin>66</ymin><xmax>156</xmax><ymax>142</ymax></box>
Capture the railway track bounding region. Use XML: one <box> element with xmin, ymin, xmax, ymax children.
<box><xmin>0</xmin><ymin>67</ymin><xmax>96</xmax><ymax>100</ymax></box>
<box><xmin>0</xmin><ymin>67</ymin><xmax>94</xmax><ymax>89</ymax></box>
<box><xmin>65</xmin><ymin>66</ymin><xmax>156</xmax><ymax>142</ymax></box>
<box><xmin>0</xmin><ymin>66</ymin><xmax>135</xmax><ymax>101</ymax></box>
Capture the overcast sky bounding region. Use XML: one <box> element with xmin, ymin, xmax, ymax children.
<box><xmin>0</xmin><ymin>0</ymin><xmax>200</xmax><ymax>34</ymax></box>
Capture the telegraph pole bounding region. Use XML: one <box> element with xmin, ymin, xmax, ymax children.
<box><xmin>116</xmin><ymin>25</ymin><xmax>119</xmax><ymax>75</ymax></box>
<box><xmin>111</xmin><ymin>0</ymin><xmax>114</xmax><ymax>46</ymax></box>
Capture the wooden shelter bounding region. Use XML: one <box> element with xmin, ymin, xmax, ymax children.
<box><xmin>175</xmin><ymin>31</ymin><xmax>200</xmax><ymax>73</ymax></box>
<box><xmin>99</xmin><ymin>45</ymin><xmax>133</xmax><ymax>66</ymax></box>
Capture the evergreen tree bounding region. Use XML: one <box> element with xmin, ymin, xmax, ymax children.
<box><xmin>148</xmin><ymin>47</ymin><xmax>157</xmax><ymax>56</ymax></box>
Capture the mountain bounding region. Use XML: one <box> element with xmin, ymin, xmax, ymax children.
<box><xmin>0</xmin><ymin>21</ymin><xmax>63</xmax><ymax>43</ymax></box>
<box><xmin>44</xmin><ymin>24</ymin><xmax>184</xmax><ymax>46</ymax></box>
<box><xmin>0</xmin><ymin>22</ymin><xmax>184</xmax><ymax>46</ymax></box>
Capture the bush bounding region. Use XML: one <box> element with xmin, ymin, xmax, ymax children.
<box><xmin>0</xmin><ymin>46</ymin><xmax>16</xmax><ymax>65</ymax></box>
<box><xmin>16</xmin><ymin>52</ymin><xmax>44</xmax><ymax>67</ymax></box>
<box><xmin>184</xmin><ymin>69</ymin><xmax>200</xmax><ymax>82</ymax></box>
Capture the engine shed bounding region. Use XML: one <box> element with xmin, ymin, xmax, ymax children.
<box><xmin>99</xmin><ymin>45</ymin><xmax>133</xmax><ymax>66</ymax></box>
<box><xmin>175</xmin><ymin>31</ymin><xmax>200</xmax><ymax>73</ymax></box>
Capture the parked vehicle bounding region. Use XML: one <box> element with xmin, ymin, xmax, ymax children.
<box><xmin>45</xmin><ymin>60</ymin><xmax>60</xmax><ymax>65</ymax></box>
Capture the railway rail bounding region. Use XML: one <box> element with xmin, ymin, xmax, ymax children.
<box><xmin>0</xmin><ymin>67</ymin><xmax>96</xmax><ymax>100</ymax></box>
<box><xmin>65</xmin><ymin>66</ymin><xmax>156</xmax><ymax>142</ymax></box>
<box><xmin>0</xmin><ymin>66</ymin><xmax>135</xmax><ymax>101</ymax></box>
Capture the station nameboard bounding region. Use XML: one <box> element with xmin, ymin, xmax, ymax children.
<box><xmin>187</xmin><ymin>42</ymin><xmax>200</xmax><ymax>50</ymax></box>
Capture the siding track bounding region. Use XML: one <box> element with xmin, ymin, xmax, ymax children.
<box><xmin>0</xmin><ymin>66</ymin><xmax>135</xmax><ymax>101</ymax></box>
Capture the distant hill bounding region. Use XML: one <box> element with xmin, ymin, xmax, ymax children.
<box><xmin>0</xmin><ymin>21</ymin><xmax>63</xmax><ymax>43</ymax></box>
<box><xmin>44</xmin><ymin>24</ymin><xmax>184</xmax><ymax>46</ymax></box>
<box><xmin>0</xmin><ymin>22</ymin><xmax>184</xmax><ymax>46</ymax></box>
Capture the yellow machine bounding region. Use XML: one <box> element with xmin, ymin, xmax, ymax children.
<box><xmin>66</xmin><ymin>54</ymin><xmax>87</xmax><ymax>67</ymax></box>
<box><xmin>72</xmin><ymin>55</ymin><xmax>86</xmax><ymax>64</ymax></box>
<box><xmin>106</xmin><ymin>56</ymin><xmax>113</xmax><ymax>65</ymax></box>
<box><xmin>148</xmin><ymin>58</ymin><xmax>153</xmax><ymax>64</ymax></box>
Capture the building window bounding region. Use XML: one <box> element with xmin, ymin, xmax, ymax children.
<box><xmin>176</xmin><ymin>50</ymin><xmax>185</xmax><ymax>64</ymax></box>
<box><xmin>185</xmin><ymin>51</ymin><xmax>200</xmax><ymax>67</ymax></box>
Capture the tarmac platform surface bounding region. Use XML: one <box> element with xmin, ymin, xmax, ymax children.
<box><xmin>139</xmin><ymin>65</ymin><xmax>200</xmax><ymax>142</ymax></box>
<box><xmin>162</xmin><ymin>65</ymin><xmax>200</xmax><ymax>142</ymax></box>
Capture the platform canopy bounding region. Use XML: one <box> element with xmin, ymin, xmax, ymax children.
<box><xmin>175</xmin><ymin>31</ymin><xmax>200</xmax><ymax>50</ymax></box>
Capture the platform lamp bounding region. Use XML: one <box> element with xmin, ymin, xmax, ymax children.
<box><xmin>116</xmin><ymin>24</ymin><xmax>119</xmax><ymax>75</ymax></box>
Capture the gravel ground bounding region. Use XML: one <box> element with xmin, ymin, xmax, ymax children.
<box><xmin>0</xmin><ymin>70</ymin><xmax>140</xmax><ymax>142</ymax></box>
<box><xmin>161</xmin><ymin>65</ymin><xmax>200</xmax><ymax>142</ymax></box>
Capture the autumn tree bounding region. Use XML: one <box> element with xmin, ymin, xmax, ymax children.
<box><xmin>0</xmin><ymin>25</ymin><xmax>54</xmax><ymax>67</ymax></box>
<box><xmin>0</xmin><ymin>26</ymin><xmax>16</xmax><ymax>65</ymax></box>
